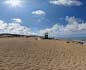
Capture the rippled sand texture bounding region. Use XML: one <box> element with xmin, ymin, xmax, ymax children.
<box><xmin>0</xmin><ymin>38</ymin><xmax>86</xmax><ymax>70</ymax></box>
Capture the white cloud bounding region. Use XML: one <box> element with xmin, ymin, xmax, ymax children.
<box><xmin>32</xmin><ymin>10</ymin><xmax>46</xmax><ymax>16</ymax></box>
<box><xmin>1</xmin><ymin>17</ymin><xmax>86</xmax><ymax>37</ymax></box>
<box><xmin>0</xmin><ymin>18</ymin><xmax>32</xmax><ymax>35</ymax></box>
<box><xmin>49</xmin><ymin>0</ymin><xmax>82</xmax><ymax>6</ymax></box>
<box><xmin>38</xmin><ymin>24</ymin><xmax>64</xmax><ymax>36</ymax></box>
<box><xmin>38</xmin><ymin>16</ymin><xmax>86</xmax><ymax>37</ymax></box>
<box><xmin>12</xmin><ymin>18</ymin><xmax>22</xmax><ymax>23</ymax></box>
<box><xmin>0</xmin><ymin>20</ymin><xmax>7</xmax><ymax>30</ymax></box>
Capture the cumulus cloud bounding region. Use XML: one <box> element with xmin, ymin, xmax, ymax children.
<box><xmin>38</xmin><ymin>16</ymin><xmax>86</xmax><ymax>37</ymax></box>
<box><xmin>0</xmin><ymin>18</ymin><xmax>32</xmax><ymax>35</ymax></box>
<box><xmin>32</xmin><ymin>10</ymin><xmax>46</xmax><ymax>16</ymax></box>
<box><xmin>12</xmin><ymin>18</ymin><xmax>22</xmax><ymax>23</ymax></box>
<box><xmin>49</xmin><ymin>0</ymin><xmax>82</xmax><ymax>6</ymax></box>
<box><xmin>0</xmin><ymin>20</ymin><xmax>7</xmax><ymax>30</ymax></box>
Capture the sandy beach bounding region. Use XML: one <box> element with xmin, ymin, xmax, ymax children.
<box><xmin>0</xmin><ymin>37</ymin><xmax>86</xmax><ymax>70</ymax></box>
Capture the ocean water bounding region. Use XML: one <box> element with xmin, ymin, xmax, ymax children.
<box><xmin>57</xmin><ymin>37</ymin><xmax>86</xmax><ymax>41</ymax></box>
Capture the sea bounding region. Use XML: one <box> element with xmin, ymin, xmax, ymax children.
<box><xmin>62</xmin><ymin>37</ymin><xmax>86</xmax><ymax>41</ymax></box>
<box><xmin>56</xmin><ymin>36</ymin><xmax>86</xmax><ymax>44</ymax></box>
<box><xmin>48</xmin><ymin>36</ymin><xmax>86</xmax><ymax>44</ymax></box>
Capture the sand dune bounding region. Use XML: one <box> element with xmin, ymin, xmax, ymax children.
<box><xmin>0</xmin><ymin>37</ymin><xmax>86</xmax><ymax>70</ymax></box>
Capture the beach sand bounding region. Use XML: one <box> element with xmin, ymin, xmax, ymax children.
<box><xmin>0</xmin><ymin>37</ymin><xmax>86</xmax><ymax>70</ymax></box>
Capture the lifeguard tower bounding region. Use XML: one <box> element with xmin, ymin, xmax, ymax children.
<box><xmin>45</xmin><ymin>33</ymin><xmax>48</xmax><ymax>39</ymax></box>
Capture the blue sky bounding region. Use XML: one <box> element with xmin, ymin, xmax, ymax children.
<box><xmin>0</xmin><ymin>0</ymin><xmax>86</xmax><ymax>37</ymax></box>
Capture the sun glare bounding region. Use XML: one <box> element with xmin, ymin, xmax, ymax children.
<box><xmin>4</xmin><ymin>0</ymin><xmax>24</xmax><ymax>8</ymax></box>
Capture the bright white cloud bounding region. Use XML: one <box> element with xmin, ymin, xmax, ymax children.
<box><xmin>0</xmin><ymin>18</ymin><xmax>32</xmax><ymax>35</ymax></box>
<box><xmin>39</xmin><ymin>16</ymin><xmax>86</xmax><ymax>37</ymax></box>
<box><xmin>32</xmin><ymin>10</ymin><xmax>46</xmax><ymax>16</ymax></box>
<box><xmin>49</xmin><ymin>0</ymin><xmax>82</xmax><ymax>6</ymax></box>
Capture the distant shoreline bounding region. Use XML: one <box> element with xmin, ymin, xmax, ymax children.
<box><xmin>0</xmin><ymin>33</ymin><xmax>86</xmax><ymax>45</ymax></box>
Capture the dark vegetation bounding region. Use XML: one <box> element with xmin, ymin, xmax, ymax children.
<box><xmin>0</xmin><ymin>33</ymin><xmax>54</xmax><ymax>40</ymax></box>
